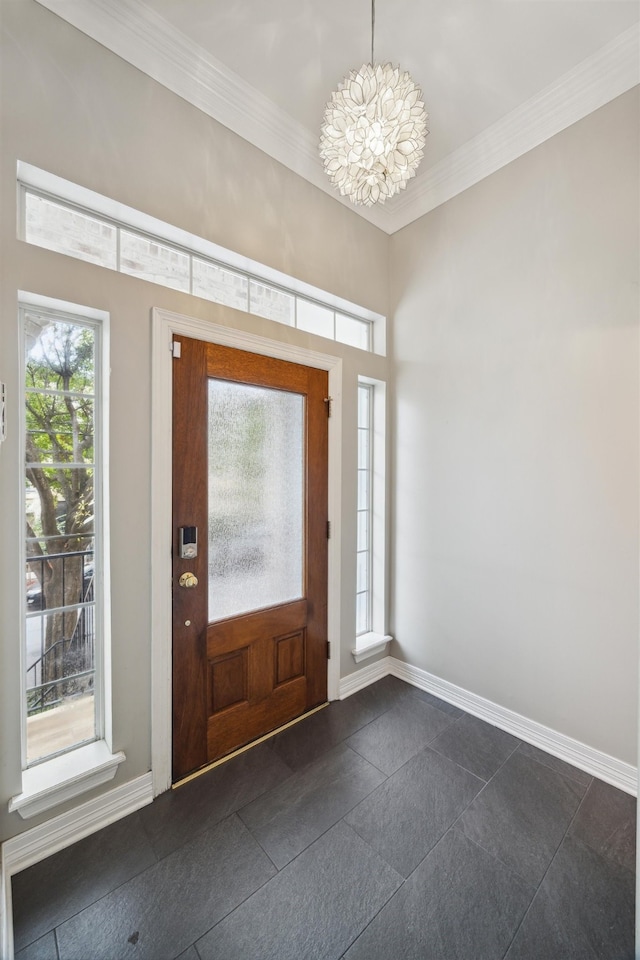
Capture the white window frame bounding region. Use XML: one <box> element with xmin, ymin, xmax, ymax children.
<box><xmin>9</xmin><ymin>293</ymin><xmax>124</xmax><ymax>820</ymax></box>
<box><xmin>356</xmin><ymin>382</ymin><xmax>374</xmax><ymax>636</ymax></box>
<box><xmin>352</xmin><ymin>377</ymin><xmax>392</xmax><ymax>662</ymax></box>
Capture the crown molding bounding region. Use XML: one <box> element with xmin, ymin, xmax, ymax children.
<box><xmin>385</xmin><ymin>21</ymin><xmax>640</xmax><ymax>233</ymax></box>
<box><xmin>33</xmin><ymin>0</ymin><xmax>392</xmax><ymax>232</ymax></box>
<box><xmin>35</xmin><ymin>1</ymin><xmax>639</xmax><ymax>235</ymax></box>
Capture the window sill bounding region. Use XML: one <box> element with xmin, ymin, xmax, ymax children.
<box><xmin>351</xmin><ymin>632</ymin><xmax>392</xmax><ymax>664</ymax></box>
<box><xmin>9</xmin><ymin>741</ymin><xmax>126</xmax><ymax>820</ymax></box>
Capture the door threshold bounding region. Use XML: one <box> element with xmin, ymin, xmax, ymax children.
<box><xmin>172</xmin><ymin>701</ymin><xmax>329</xmax><ymax>789</ymax></box>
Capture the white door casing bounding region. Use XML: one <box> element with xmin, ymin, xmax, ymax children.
<box><xmin>150</xmin><ymin>307</ymin><xmax>342</xmax><ymax>796</ymax></box>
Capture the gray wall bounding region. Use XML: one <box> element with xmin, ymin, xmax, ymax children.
<box><xmin>390</xmin><ymin>88</ymin><xmax>639</xmax><ymax>766</ymax></box>
<box><xmin>0</xmin><ymin>0</ymin><xmax>390</xmax><ymax>843</ymax></box>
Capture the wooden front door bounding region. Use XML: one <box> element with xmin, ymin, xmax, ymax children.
<box><xmin>172</xmin><ymin>335</ymin><xmax>328</xmax><ymax>782</ymax></box>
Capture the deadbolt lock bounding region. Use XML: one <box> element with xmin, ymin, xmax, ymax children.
<box><xmin>178</xmin><ymin>571</ymin><xmax>198</xmax><ymax>589</ymax></box>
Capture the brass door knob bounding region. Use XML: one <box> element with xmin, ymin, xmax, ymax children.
<box><xmin>178</xmin><ymin>571</ymin><xmax>198</xmax><ymax>589</ymax></box>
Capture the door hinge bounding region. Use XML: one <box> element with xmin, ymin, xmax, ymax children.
<box><xmin>324</xmin><ymin>396</ymin><xmax>333</xmax><ymax>418</ymax></box>
<box><xmin>327</xmin><ymin>640</ymin><xmax>331</xmax><ymax>659</ymax></box>
<box><xmin>326</xmin><ymin>520</ymin><xmax>331</xmax><ymax>539</ymax></box>
<box><xmin>171</xmin><ymin>340</ymin><xmax>182</xmax><ymax>358</ymax></box>
<box><xmin>0</xmin><ymin>382</ymin><xmax>6</xmax><ymax>444</ymax></box>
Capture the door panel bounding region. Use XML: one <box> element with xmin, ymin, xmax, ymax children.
<box><xmin>172</xmin><ymin>336</ymin><xmax>328</xmax><ymax>781</ymax></box>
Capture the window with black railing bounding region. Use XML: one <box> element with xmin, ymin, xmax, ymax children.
<box><xmin>23</xmin><ymin>307</ymin><xmax>101</xmax><ymax>765</ymax></box>
<box><xmin>25</xmin><ymin>547</ymin><xmax>95</xmax><ymax>716</ymax></box>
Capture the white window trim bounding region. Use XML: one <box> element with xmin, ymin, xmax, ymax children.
<box><xmin>351</xmin><ymin>633</ymin><xmax>392</xmax><ymax>663</ymax></box>
<box><xmin>8</xmin><ymin>741</ymin><xmax>126</xmax><ymax>820</ymax></box>
<box><xmin>10</xmin><ymin>293</ymin><xmax>124</xmax><ymax>820</ymax></box>
<box><xmin>352</xmin><ymin>377</ymin><xmax>392</xmax><ymax>663</ymax></box>
<box><xmin>150</xmin><ymin>307</ymin><xmax>343</xmax><ymax>797</ymax></box>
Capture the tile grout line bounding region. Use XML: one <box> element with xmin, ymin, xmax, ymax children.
<box><xmin>441</xmin><ymin>743</ymin><xmax>594</xmax><ymax>952</ymax></box>
<box><xmin>236</xmin><ymin>747</ymin><xmax>392</xmax><ymax>872</ymax></box>
<box><xmin>186</xmin><ymin>830</ymin><xmax>284</xmax><ymax>955</ymax></box>
<box><xmin>45</xmin><ymin>810</ymin><xmax>268</xmax><ymax>959</ymax></box>
<box><xmin>563</xmin><ymin>784</ymin><xmax>637</xmax><ymax>879</ymax></box>
<box><xmin>342</xmin><ymin>694</ymin><xmax>464</xmax><ymax>779</ymax></box>
<box><xmin>450</xmin><ymin>825</ymin><xmax>536</xmax><ymax>893</ymax></box>
<box><xmin>498</xmin><ymin>774</ymin><xmax>595</xmax><ymax>959</ymax></box>
<box><xmin>13</xmin><ymin>810</ymin><xmax>159</xmax><ymax>956</ymax></box>
<box><xmin>191</xmin><ymin>818</ymin><xmax>405</xmax><ymax>958</ymax></box>
<box><xmin>146</xmin><ymin>752</ymin><xmax>299</xmax><ymax>864</ymax></box>
<box><xmin>172</xmin><ymin>704</ymin><xmax>328</xmax><ymax>790</ymax></box>
<box><xmin>333</xmin><ymin>817</ymin><xmax>420</xmax><ymax>959</ymax></box>
<box><xmin>234</xmin><ymin>813</ymin><xmax>282</xmax><ymax>873</ymax></box>
<box><xmin>342</xmin><ymin>813</ymin><xmax>417</xmax><ymax>958</ymax></box>
<box><xmin>198</xmin><ymin>698</ymin><xmax>424</xmax><ymax>956</ymax></box>
<box><xmin>515</xmin><ymin>741</ymin><xmax>594</xmax><ymax>789</ymax></box>
<box><xmin>446</xmin><ymin>738</ymin><xmax>523</xmax><ymax>836</ymax></box>
<box><xmin>137</xmin><ymin>803</ymin><xmax>164</xmax><ymax>863</ymax></box>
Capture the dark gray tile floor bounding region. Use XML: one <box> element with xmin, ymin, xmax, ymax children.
<box><xmin>12</xmin><ymin>676</ymin><xmax>637</xmax><ymax>960</ymax></box>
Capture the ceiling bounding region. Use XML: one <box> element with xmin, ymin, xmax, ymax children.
<box><xmin>35</xmin><ymin>0</ymin><xmax>640</xmax><ymax>233</ymax></box>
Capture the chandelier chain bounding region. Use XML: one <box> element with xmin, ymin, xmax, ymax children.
<box><xmin>371</xmin><ymin>0</ymin><xmax>375</xmax><ymax>65</ymax></box>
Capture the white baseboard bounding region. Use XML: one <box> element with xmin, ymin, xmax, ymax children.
<box><xmin>339</xmin><ymin>657</ymin><xmax>392</xmax><ymax>699</ymax></box>
<box><xmin>1</xmin><ymin>772</ymin><xmax>153</xmax><ymax>960</ymax></box>
<box><xmin>340</xmin><ymin>656</ymin><xmax>637</xmax><ymax>797</ymax></box>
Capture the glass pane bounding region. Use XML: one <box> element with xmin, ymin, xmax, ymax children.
<box><xmin>25</xmin><ymin>317</ymin><xmax>95</xmax><ymax>395</ymax></box>
<box><xmin>26</xmin><ymin>468</ymin><xmax>94</xmax><ymax>547</ymax></box>
<box><xmin>296</xmin><ymin>299</ymin><xmax>335</xmax><ymax>339</ymax></box>
<box><xmin>120</xmin><ymin>229</ymin><xmax>190</xmax><ymax>291</ymax></box>
<box><xmin>26</xmin><ymin>606</ymin><xmax>96</xmax><ymax>764</ymax></box>
<box><xmin>356</xmin><ymin>591</ymin><xmax>369</xmax><ymax>636</ymax></box>
<box><xmin>357</xmin><ymin>468</ymin><xmax>369</xmax><ymax>511</ymax></box>
<box><xmin>358</xmin><ymin>384</ymin><xmax>370</xmax><ymax>428</ymax></box>
<box><xmin>358</xmin><ymin>427</ymin><xmax>369</xmax><ymax>470</ymax></box>
<box><xmin>23</xmin><ymin>314</ymin><xmax>99</xmax><ymax>765</ymax></box>
<box><xmin>25</xmin><ymin>540</ymin><xmax>96</xmax><ymax>766</ymax></box>
<box><xmin>192</xmin><ymin>258</ymin><xmax>249</xmax><ymax>311</ymax></box>
<box><xmin>25</xmin><ymin>538</ymin><xmax>95</xmax><ymax>613</ymax></box>
<box><xmin>249</xmin><ymin>281</ymin><xmax>295</xmax><ymax>326</ymax></box>
<box><xmin>357</xmin><ymin>510</ymin><xmax>369</xmax><ymax>552</ymax></box>
<box><xmin>357</xmin><ymin>550</ymin><xmax>369</xmax><ymax>593</ymax></box>
<box><xmin>27</xmin><ymin>696</ymin><xmax>95</xmax><ymax>765</ymax></box>
<box><xmin>336</xmin><ymin>313</ymin><xmax>370</xmax><ymax>351</ymax></box>
<box><xmin>208</xmin><ymin>379</ymin><xmax>304</xmax><ymax>621</ymax></box>
<box><xmin>26</xmin><ymin>397</ymin><xmax>94</xmax><ymax>466</ymax></box>
<box><xmin>24</xmin><ymin>193</ymin><xmax>117</xmax><ymax>269</ymax></box>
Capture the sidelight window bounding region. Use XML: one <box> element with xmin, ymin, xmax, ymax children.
<box><xmin>356</xmin><ymin>383</ymin><xmax>373</xmax><ymax>636</ymax></box>
<box><xmin>353</xmin><ymin>377</ymin><xmax>391</xmax><ymax>662</ymax></box>
<box><xmin>10</xmin><ymin>295</ymin><xmax>123</xmax><ymax>820</ymax></box>
<box><xmin>20</xmin><ymin>299</ymin><xmax>107</xmax><ymax>767</ymax></box>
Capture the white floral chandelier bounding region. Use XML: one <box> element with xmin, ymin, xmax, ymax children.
<box><xmin>319</xmin><ymin>1</ymin><xmax>428</xmax><ymax>207</ymax></box>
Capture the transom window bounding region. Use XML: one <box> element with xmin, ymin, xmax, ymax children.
<box><xmin>18</xmin><ymin>164</ymin><xmax>383</xmax><ymax>353</ymax></box>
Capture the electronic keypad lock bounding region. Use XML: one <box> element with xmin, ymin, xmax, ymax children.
<box><xmin>179</xmin><ymin>526</ymin><xmax>198</xmax><ymax>559</ymax></box>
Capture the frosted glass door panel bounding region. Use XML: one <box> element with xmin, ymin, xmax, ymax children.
<box><xmin>208</xmin><ymin>379</ymin><xmax>304</xmax><ymax>621</ymax></box>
